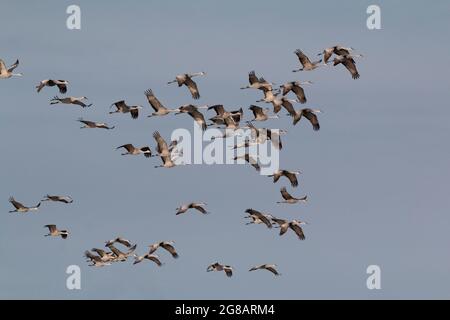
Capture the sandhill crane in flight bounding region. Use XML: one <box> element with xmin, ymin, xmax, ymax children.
<box><xmin>271</xmin><ymin>217</ymin><xmax>307</xmax><ymax>240</ymax></box>
<box><xmin>133</xmin><ymin>253</ymin><xmax>163</xmax><ymax>266</ymax></box>
<box><xmin>0</xmin><ymin>59</ymin><xmax>22</xmax><ymax>79</ymax></box>
<box><xmin>208</xmin><ymin>105</ymin><xmax>243</xmax><ymax>122</ymax></box>
<box><xmin>44</xmin><ymin>225</ymin><xmax>69</xmax><ymax>239</ymax></box>
<box><xmin>207</xmin><ymin>262</ymin><xmax>233</xmax><ymax>277</ymax></box>
<box><xmin>105</xmin><ymin>237</ymin><xmax>134</xmax><ymax>248</ymax></box>
<box><xmin>256</xmin><ymin>86</ymin><xmax>281</xmax><ymax>104</ymax></box>
<box><xmin>153</xmin><ymin>131</ymin><xmax>176</xmax><ymax>158</ymax></box>
<box><xmin>8</xmin><ymin>197</ymin><xmax>41</xmax><ymax>213</ymax></box>
<box><xmin>148</xmin><ymin>241</ymin><xmax>179</xmax><ymax>258</ymax></box>
<box><xmin>110</xmin><ymin>100</ymin><xmax>142</xmax><ymax>119</ymax></box>
<box><xmin>277</xmin><ymin>187</ymin><xmax>307</xmax><ymax>204</ymax></box>
<box><xmin>145</xmin><ymin>89</ymin><xmax>180</xmax><ymax>117</ymax></box>
<box><xmin>244</xmin><ymin>209</ymin><xmax>273</xmax><ymax>228</ymax></box>
<box><xmin>234</xmin><ymin>154</ymin><xmax>260</xmax><ymax>172</ymax></box>
<box><xmin>116</xmin><ymin>144</ymin><xmax>153</xmax><ymax>158</ymax></box>
<box><xmin>230</xmin><ymin>138</ymin><xmax>261</xmax><ymax>150</ymax></box>
<box><xmin>90</xmin><ymin>248</ymin><xmax>115</xmax><ymax>262</ymax></box>
<box><xmin>249</xmin><ymin>105</ymin><xmax>279</xmax><ymax>121</ymax></box>
<box><xmin>208</xmin><ymin>106</ymin><xmax>243</xmax><ymax>132</ymax></box>
<box><xmin>106</xmin><ymin>243</ymin><xmax>137</xmax><ymax>262</ymax></box>
<box><xmin>153</xmin><ymin>131</ymin><xmax>182</xmax><ymax>168</ymax></box>
<box><xmin>41</xmin><ymin>195</ymin><xmax>73</xmax><ymax>204</ymax></box>
<box><xmin>209</xmin><ymin>111</ymin><xmax>243</xmax><ymax>127</ymax></box>
<box><xmin>85</xmin><ymin>251</ymin><xmax>112</xmax><ymax>267</ymax></box>
<box><xmin>240</xmin><ymin>71</ymin><xmax>274</xmax><ymax>91</ymax></box>
<box><xmin>318</xmin><ymin>46</ymin><xmax>354</xmax><ymax>64</ymax></box>
<box><xmin>155</xmin><ymin>155</ymin><xmax>177</xmax><ymax>169</ymax></box>
<box><xmin>176</xmin><ymin>104</ymin><xmax>208</xmax><ymax>131</ymax></box>
<box><xmin>280</xmin><ymin>81</ymin><xmax>312</xmax><ymax>104</ymax></box>
<box><xmin>176</xmin><ymin>202</ymin><xmax>208</xmax><ymax>215</ymax></box>
<box><xmin>293</xmin><ymin>49</ymin><xmax>323</xmax><ymax>72</ymax></box>
<box><xmin>291</xmin><ymin>108</ymin><xmax>321</xmax><ymax>130</ymax></box>
<box><xmin>330</xmin><ymin>54</ymin><xmax>361</xmax><ymax>79</ymax></box>
<box><xmin>268</xmin><ymin>170</ymin><xmax>300</xmax><ymax>187</ymax></box>
<box><xmin>78</xmin><ymin>118</ymin><xmax>115</xmax><ymax>130</ymax></box>
<box><xmin>257</xmin><ymin>89</ymin><xmax>297</xmax><ymax>114</ymax></box>
<box><xmin>36</xmin><ymin>80</ymin><xmax>69</xmax><ymax>94</ymax></box>
<box><xmin>247</xmin><ymin>121</ymin><xmax>285</xmax><ymax>150</ymax></box>
<box><xmin>168</xmin><ymin>72</ymin><xmax>206</xmax><ymax>99</ymax></box>
<box><xmin>249</xmin><ymin>264</ymin><xmax>280</xmax><ymax>276</ymax></box>
<box><xmin>51</xmin><ymin>96</ymin><xmax>92</xmax><ymax>108</ymax></box>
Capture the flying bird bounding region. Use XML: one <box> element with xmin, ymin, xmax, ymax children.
<box><xmin>244</xmin><ymin>209</ymin><xmax>273</xmax><ymax>228</ymax></box>
<box><xmin>153</xmin><ymin>131</ymin><xmax>172</xmax><ymax>158</ymax></box>
<box><xmin>51</xmin><ymin>96</ymin><xmax>92</xmax><ymax>108</ymax></box>
<box><xmin>154</xmin><ymin>155</ymin><xmax>177</xmax><ymax>169</ymax></box>
<box><xmin>110</xmin><ymin>100</ymin><xmax>142</xmax><ymax>119</ymax></box>
<box><xmin>116</xmin><ymin>144</ymin><xmax>153</xmax><ymax>158</ymax></box>
<box><xmin>248</xmin><ymin>105</ymin><xmax>279</xmax><ymax>121</ymax></box>
<box><xmin>271</xmin><ymin>217</ymin><xmax>307</xmax><ymax>240</ymax></box>
<box><xmin>257</xmin><ymin>90</ymin><xmax>297</xmax><ymax>114</ymax></box>
<box><xmin>268</xmin><ymin>170</ymin><xmax>300</xmax><ymax>187</ymax></box>
<box><xmin>145</xmin><ymin>89</ymin><xmax>180</xmax><ymax>117</ymax></box>
<box><xmin>90</xmin><ymin>248</ymin><xmax>115</xmax><ymax>262</ymax></box>
<box><xmin>0</xmin><ymin>59</ymin><xmax>22</xmax><ymax>79</ymax></box>
<box><xmin>105</xmin><ymin>237</ymin><xmax>134</xmax><ymax>248</ymax></box>
<box><xmin>277</xmin><ymin>187</ymin><xmax>307</xmax><ymax>204</ymax></box>
<box><xmin>85</xmin><ymin>251</ymin><xmax>112</xmax><ymax>267</ymax></box>
<box><xmin>133</xmin><ymin>253</ymin><xmax>162</xmax><ymax>266</ymax></box>
<box><xmin>288</xmin><ymin>220</ymin><xmax>307</xmax><ymax>240</ymax></box>
<box><xmin>41</xmin><ymin>195</ymin><xmax>73</xmax><ymax>204</ymax></box>
<box><xmin>208</xmin><ymin>105</ymin><xmax>243</xmax><ymax>122</ymax></box>
<box><xmin>318</xmin><ymin>45</ymin><xmax>354</xmax><ymax>63</ymax></box>
<box><xmin>249</xmin><ymin>264</ymin><xmax>280</xmax><ymax>276</ymax></box>
<box><xmin>279</xmin><ymin>81</ymin><xmax>312</xmax><ymax>104</ymax></box>
<box><xmin>168</xmin><ymin>72</ymin><xmax>206</xmax><ymax>99</ymax></box>
<box><xmin>176</xmin><ymin>202</ymin><xmax>208</xmax><ymax>215</ymax></box>
<box><xmin>105</xmin><ymin>243</ymin><xmax>137</xmax><ymax>262</ymax></box>
<box><xmin>36</xmin><ymin>79</ymin><xmax>69</xmax><ymax>94</ymax></box>
<box><xmin>148</xmin><ymin>241</ymin><xmax>179</xmax><ymax>258</ymax></box>
<box><xmin>293</xmin><ymin>49</ymin><xmax>323</xmax><ymax>72</ymax></box>
<box><xmin>330</xmin><ymin>54</ymin><xmax>361</xmax><ymax>79</ymax></box>
<box><xmin>256</xmin><ymin>86</ymin><xmax>280</xmax><ymax>104</ymax></box>
<box><xmin>8</xmin><ymin>197</ymin><xmax>41</xmax><ymax>213</ymax></box>
<box><xmin>234</xmin><ymin>154</ymin><xmax>260</xmax><ymax>172</ymax></box>
<box><xmin>44</xmin><ymin>224</ymin><xmax>69</xmax><ymax>239</ymax></box>
<box><xmin>240</xmin><ymin>71</ymin><xmax>274</xmax><ymax>91</ymax></box>
<box><xmin>176</xmin><ymin>104</ymin><xmax>207</xmax><ymax>131</ymax></box>
<box><xmin>207</xmin><ymin>262</ymin><xmax>233</xmax><ymax>277</ymax></box>
<box><xmin>78</xmin><ymin>118</ymin><xmax>115</xmax><ymax>130</ymax></box>
<box><xmin>153</xmin><ymin>131</ymin><xmax>182</xmax><ymax>168</ymax></box>
<box><xmin>246</xmin><ymin>122</ymin><xmax>285</xmax><ymax>150</ymax></box>
<box><xmin>292</xmin><ymin>108</ymin><xmax>321</xmax><ymax>130</ymax></box>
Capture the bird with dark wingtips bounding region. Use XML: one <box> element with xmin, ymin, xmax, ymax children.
<box><xmin>168</xmin><ymin>72</ymin><xmax>206</xmax><ymax>99</ymax></box>
<box><xmin>36</xmin><ymin>79</ymin><xmax>69</xmax><ymax>94</ymax></box>
<box><xmin>44</xmin><ymin>224</ymin><xmax>69</xmax><ymax>239</ymax></box>
<box><xmin>110</xmin><ymin>100</ymin><xmax>142</xmax><ymax>119</ymax></box>
<box><xmin>249</xmin><ymin>264</ymin><xmax>281</xmax><ymax>276</ymax></box>
<box><xmin>207</xmin><ymin>262</ymin><xmax>233</xmax><ymax>277</ymax></box>
<box><xmin>8</xmin><ymin>197</ymin><xmax>41</xmax><ymax>213</ymax></box>
<box><xmin>277</xmin><ymin>187</ymin><xmax>307</xmax><ymax>204</ymax></box>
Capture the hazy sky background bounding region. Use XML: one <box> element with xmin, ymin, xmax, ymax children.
<box><xmin>1</xmin><ymin>0</ymin><xmax>449</xmax><ymax>299</ymax></box>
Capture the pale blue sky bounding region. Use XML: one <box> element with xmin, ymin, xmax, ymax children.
<box><xmin>1</xmin><ymin>0</ymin><xmax>450</xmax><ymax>299</ymax></box>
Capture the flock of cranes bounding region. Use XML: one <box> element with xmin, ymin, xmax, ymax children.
<box><xmin>4</xmin><ymin>45</ymin><xmax>361</xmax><ymax>279</ymax></box>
